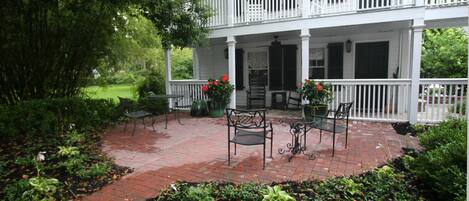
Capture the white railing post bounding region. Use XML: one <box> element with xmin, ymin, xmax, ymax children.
<box><xmin>301</xmin><ymin>29</ymin><xmax>310</xmax><ymax>105</ymax></box>
<box><xmin>408</xmin><ymin>19</ymin><xmax>425</xmax><ymax>123</ymax></box>
<box><xmin>227</xmin><ymin>36</ymin><xmax>237</xmax><ymax>109</ymax></box>
<box><xmin>415</xmin><ymin>0</ymin><xmax>424</xmax><ymax>6</ymax></box>
<box><xmin>302</xmin><ymin>0</ymin><xmax>311</xmax><ymax>18</ymax></box>
<box><xmin>165</xmin><ymin>48</ymin><xmax>173</xmax><ymax>107</ymax></box>
<box><xmin>227</xmin><ymin>0</ymin><xmax>234</xmax><ymax>26</ymax></box>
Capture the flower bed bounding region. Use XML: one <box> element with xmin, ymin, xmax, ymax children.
<box><xmin>0</xmin><ymin>98</ymin><xmax>132</xmax><ymax>200</ymax></box>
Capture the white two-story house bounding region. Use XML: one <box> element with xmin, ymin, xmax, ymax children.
<box><xmin>164</xmin><ymin>0</ymin><xmax>468</xmax><ymax>123</ymax></box>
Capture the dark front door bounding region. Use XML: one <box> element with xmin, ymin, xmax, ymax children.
<box><xmin>328</xmin><ymin>43</ymin><xmax>344</xmax><ymax>79</ymax></box>
<box><xmin>355</xmin><ymin>41</ymin><xmax>389</xmax><ymax>112</ymax></box>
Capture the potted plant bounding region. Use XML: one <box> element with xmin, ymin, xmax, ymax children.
<box><xmin>298</xmin><ymin>79</ymin><xmax>333</xmax><ymax>121</ymax></box>
<box><xmin>201</xmin><ymin>74</ymin><xmax>234</xmax><ymax>117</ymax></box>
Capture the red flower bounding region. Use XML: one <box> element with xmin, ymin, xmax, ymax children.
<box><xmin>214</xmin><ymin>80</ymin><xmax>219</xmax><ymax>86</ymax></box>
<box><xmin>221</xmin><ymin>74</ymin><xmax>229</xmax><ymax>82</ymax></box>
<box><xmin>208</xmin><ymin>81</ymin><xmax>212</xmax><ymax>85</ymax></box>
<box><xmin>201</xmin><ymin>85</ymin><xmax>208</xmax><ymax>92</ymax></box>
<box><xmin>316</xmin><ymin>83</ymin><xmax>322</xmax><ymax>91</ymax></box>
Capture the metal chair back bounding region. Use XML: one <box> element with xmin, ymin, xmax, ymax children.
<box><xmin>226</xmin><ymin>108</ymin><xmax>266</xmax><ymax>129</ymax></box>
<box><xmin>334</xmin><ymin>102</ymin><xmax>354</xmax><ymax>120</ymax></box>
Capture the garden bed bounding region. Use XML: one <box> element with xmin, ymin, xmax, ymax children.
<box><xmin>0</xmin><ymin>98</ymin><xmax>133</xmax><ymax>200</ymax></box>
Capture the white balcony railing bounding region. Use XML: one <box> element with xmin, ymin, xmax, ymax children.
<box><xmin>203</xmin><ymin>0</ymin><xmax>467</xmax><ymax>27</ymax></box>
<box><xmin>169</xmin><ymin>78</ymin><xmax>467</xmax><ymax>123</ymax></box>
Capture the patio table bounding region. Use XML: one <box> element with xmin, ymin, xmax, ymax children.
<box><xmin>278</xmin><ymin>118</ymin><xmax>320</xmax><ymax>162</ymax></box>
<box><xmin>148</xmin><ymin>94</ymin><xmax>184</xmax><ymax>129</ymax></box>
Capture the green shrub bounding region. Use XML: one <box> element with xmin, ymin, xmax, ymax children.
<box><xmin>262</xmin><ymin>185</ymin><xmax>295</xmax><ymax>201</ymax></box>
<box><xmin>154</xmin><ymin>166</ymin><xmax>421</xmax><ymax>201</ymax></box>
<box><xmin>404</xmin><ymin>119</ymin><xmax>467</xmax><ymax>201</ymax></box>
<box><xmin>136</xmin><ymin>71</ymin><xmax>168</xmax><ymax>114</ymax></box>
<box><xmin>0</xmin><ymin>97</ymin><xmax>120</xmax><ymax>141</ymax></box>
<box><xmin>136</xmin><ymin>71</ymin><xmax>165</xmax><ymax>98</ymax></box>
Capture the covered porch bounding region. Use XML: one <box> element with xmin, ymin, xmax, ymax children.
<box><xmin>163</xmin><ymin>21</ymin><xmax>467</xmax><ymax>124</ymax></box>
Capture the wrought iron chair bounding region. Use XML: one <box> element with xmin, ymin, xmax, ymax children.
<box><xmin>226</xmin><ymin>108</ymin><xmax>273</xmax><ymax>169</ymax></box>
<box><xmin>313</xmin><ymin>102</ymin><xmax>353</xmax><ymax>156</ymax></box>
<box><xmin>246</xmin><ymin>80</ymin><xmax>267</xmax><ymax>109</ymax></box>
<box><xmin>286</xmin><ymin>91</ymin><xmax>302</xmax><ymax>110</ymax></box>
<box><xmin>118</xmin><ymin>97</ymin><xmax>155</xmax><ymax>136</ymax></box>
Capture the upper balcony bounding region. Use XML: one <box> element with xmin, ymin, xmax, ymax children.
<box><xmin>203</xmin><ymin>0</ymin><xmax>467</xmax><ymax>28</ymax></box>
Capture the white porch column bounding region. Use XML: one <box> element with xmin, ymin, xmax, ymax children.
<box><xmin>408</xmin><ymin>19</ymin><xmax>425</xmax><ymax>123</ymax></box>
<box><xmin>301</xmin><ymin>29</ymin><xmax>310</xmax><ymax>105</ymax></box>
<box><xmin>192</xmin><ymin>48</ymin><xmax>200</xmax><ymax>79</ymax></box>
<box><xmin>227</xmin><ymin>36</ymin><xmax>237</xmax><ymax>109</ymax></box>
<box><xmin>164</xmin><ymin>48</ymin><xmax>172</xmax><ymax>94</ymax></box>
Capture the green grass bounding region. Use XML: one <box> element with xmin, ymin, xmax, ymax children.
<box><xmin>83</xmin><ymin>84</ymin><xmax>136</xmax><ymax>101</ymax></box>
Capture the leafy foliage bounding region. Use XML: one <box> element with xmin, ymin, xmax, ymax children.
<box><xmin>298</xmin><ymin>80</ymin><xmax>333</xmax><ymax>106</ymax></box>
<box><xmin>0</xmin><ymin>0</ymin><xmax>209</xmax><ymax>104</ymax></box>
<box><xmin>404</xmin><ymin>119</ymin><xmax>467</xmax><ymax>201</ymax></box>
<box><xmin>201</xmin><ymin>74</ymin><xmax>234</xmax><ymax>105</ymax></box>
<box><xmin>262</xmin><ymin>185</ymin><xmax>295</xmax><ymax>201</ymax></box>
<box><xmin>154</xmin><ymin>165</ymin><xmax>422</xmax><ymax>201</ymax></box>
<box><xmin>422</xmin><ymin>28</ymin><xmax>468</xmax><ymax>78</ymax></box>
<box><xmin>141</xmin><ymin>0</ymin><xmax>212</xmax><ymax>49</ymax></box>
<box><xmin>0</xmin><ymin>98</ymin><xmax>129</xmax><ymax>200</ymax></box>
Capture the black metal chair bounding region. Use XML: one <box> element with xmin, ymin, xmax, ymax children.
<box><xmin>313</xmin><ymin>102</ymin><xmax>353</xmax><ymax>156</ymax></box>
<box><xmin>286</xmin><ymin>91</ymin><xmax>302</xmax><ymax>110</ymax></box>
<box><xmin>246</xmin><ymin>80</ymin><xmax>267</xmax><ymax>109</ymax></box>
<box><xmin>226</xmin><ymin>108</ymin><xmax>273</xmax><ymax>169</ymax></box>
<box><xmin>118</xmin><ymin>97</ymin><xmax>155</xmax><ymax>136</ymax></box>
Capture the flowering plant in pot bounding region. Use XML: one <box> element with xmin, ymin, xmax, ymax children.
<box><xmin>201</xmin><ymin>74</ymin><xmax>234</xmax><ymax>117</ymax></box>
<box><xmin>297</xmin><ymin>80</ymin><xmax>333</xmax><ymax>121</ymax></box>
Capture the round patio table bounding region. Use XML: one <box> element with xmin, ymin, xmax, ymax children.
<box><xmin>148</xmin><ymin>94</ymin><xmax>184</xmax><ymax>129</ymax></box>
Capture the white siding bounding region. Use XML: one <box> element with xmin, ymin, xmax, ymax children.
<box><xmin>196</xmin><ymin>30</ymin><xmax>412</xmax><ymax>107</ymax></box>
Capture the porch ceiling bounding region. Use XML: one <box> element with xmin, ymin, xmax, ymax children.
<box><xmin>208</xmin><ymin>21</ymin><xmax>412</xmax><ymax>45</ymax></box>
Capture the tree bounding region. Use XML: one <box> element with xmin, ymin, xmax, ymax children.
<box><xmin>0</xmin><ymin>0</ymin><xmax>210</xmax><ymax>104</ymax></box>
<box><xmin>421</xmin><ymin>28</ymin><xmax>468</xmax><ymax>78</ymax></box>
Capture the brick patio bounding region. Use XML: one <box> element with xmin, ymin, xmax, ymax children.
<box><xmin>83</xmin><ymin>114</ymin><xmax>419</xmax><ymax>201</ymax></box>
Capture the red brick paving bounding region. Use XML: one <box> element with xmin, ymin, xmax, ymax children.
<box><xmin>83</xmin><ymin>114</ymin><xmax>419</xmax><ymax>201</ymax></box>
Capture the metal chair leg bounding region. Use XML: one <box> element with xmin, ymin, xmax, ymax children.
<box><xmin>332</xmin><ymin>132</ymin><xmax>336</xmax><ymax>156</ymax></box>
<box><xmin>164</xmin><ymin>112</ymin><xmax>168</xmax><ymax>129</ymax></box>
<box><xmin>234</xmin><ymin>143</ymin><xmax>237</xmax><ymax>155</ymax></box>
<box><xmin>151</xmin><ymin>116</ymin><xmax>156</xmax><ymax>132</ymax></box>
<box><xmin>142</xmin><ymin>118</ymin><xmax>146</xmax><ymax>128</ymax></box>
<box><xmin>263</xmin><ymin>142</ymin><xmax>266</xmax><ymax>170</ymax></box>
<box><xmin>345</xmin><ymin>127</ymin><xmax>349</xmax><ymax>149</ymax></box>
<box><xmin>132</xmin><ymin>120</ymin><xmax>137</xmax><ymax>136</ymax></box>
<box><xmin>124</xmin><ymin>119</ymin><xmax>128</xmax><ymax>133</ymax></box>
<box><xmin>270</xmin><ymin>133</ymin><xmax>273</xmax><ymax>158</ymax></box>
<box><xmin>319</xmin><ymin>130</ymin><xmax>322</xmax><ymax>143</ymax></box>
<box><xmin>228</xmin><ymin>142</ymin><xmax>231</xmax><ymax>166</ymax></box>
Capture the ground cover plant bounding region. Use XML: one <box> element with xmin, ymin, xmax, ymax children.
<box><xmin>0</xmin><ymin>98</ymin><xmax>131</xmax><ymax>200</ymax></box>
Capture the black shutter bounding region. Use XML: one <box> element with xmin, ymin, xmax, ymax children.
<box><xmin>283</xmin><ymin>45</ymin><xmax>297</xmax><ymax>90</ymax></box>
<box><xmin>235</xmin><ymin>49</ymin><xmax>244</xmax><ymax>90</ymax></box>
<box><xmin>328</xmin><ymin>43</ymin><xmax>344</xmax><ymax>79</ymax></box>
<box><xmin>269</xmin><ymin>40</ymin><xmax>283</xmax><ymax>90</ymax></box>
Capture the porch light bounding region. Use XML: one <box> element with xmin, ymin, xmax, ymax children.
<box><xmin>346</xmin><ymin>40</ymin><xmax>352</xmax><ymax>53</ymax></box>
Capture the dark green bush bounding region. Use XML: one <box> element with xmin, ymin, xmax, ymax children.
<box><xmin>404</xmin><ymin>119</ymin><xmax>467</xmax><ymax>201</ymax></box>
<box><xmin>0</xmin><ymin>97</ymin><xmax>120</xmax><ymax>141</ymax></box>
<box><xmin>136</xmin><ymin>71</ymin><xmax>168</xmax><ymax>114</ymax></box>
<box><xmin>136</xmin><ymin>71</ymin><xmax>165</xmax><ymax>98</ymax></box>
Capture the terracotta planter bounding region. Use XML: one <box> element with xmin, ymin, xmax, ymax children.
<box><xmin>303</xmin><ymin>104</ymin><xmax>328</xmax><ymax>122</ymax></box>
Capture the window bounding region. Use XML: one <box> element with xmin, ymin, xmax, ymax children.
<box><xmin>309</xmin><ymin>48</ymin><xmax>326</xmax><ymax>79</ymax></box>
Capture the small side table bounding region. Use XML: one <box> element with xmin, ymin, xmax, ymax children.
<box><xmin>271</xmin><ymin>92</ymin><xmax>287</xmax><ymax>110</ymax></box>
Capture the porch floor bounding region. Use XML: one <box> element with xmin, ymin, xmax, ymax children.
<box><xmin>83</xmin><ymin>113</ymin><xmax>419</xmax><ymax>201</ymax></box>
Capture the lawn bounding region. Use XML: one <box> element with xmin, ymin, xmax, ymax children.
<box><xmin>83</xmin><ymin>85</ymin><xmax>136</xmax><ymax>101</ymax></box>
